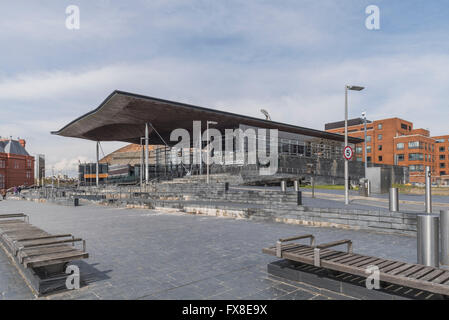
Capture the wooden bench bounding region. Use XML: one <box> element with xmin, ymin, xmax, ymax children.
<box><xmin>263</xmin><ymin>234</ymin><xmax>449</xmax><ymax>297</ymax></box>
<box><xmin>0</xmin><ymin>213</ymin><xmax>88</xmax><ymax>269</ymax></box>
<box><xmin>0</xmin><ymin>213</ymin><xmax>89</xmax><ymax>295</ymax></box>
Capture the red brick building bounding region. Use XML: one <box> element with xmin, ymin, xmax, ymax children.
<box><xmin>433</xmin><ymin>135</ymin><xmax>449</xmax><ymax>185</ymax></box>
<box><xmin>325</xmin><ymin>117</ymin><xmax>449</xmax><ymax>184</ymax></box>
<box><xmin>0</xmin><ymin>138</ymin><xmax>35</xmax><ymax>190</ymax></box>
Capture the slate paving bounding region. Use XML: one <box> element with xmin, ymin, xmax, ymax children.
<box><xmin>0</xmin><ymin>199</ymin><xmax>418</xmax><ymax>300</ymax></box>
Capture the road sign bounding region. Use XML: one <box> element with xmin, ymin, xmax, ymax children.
<box><xmin>343</xmin><ymin>146</ymin><xmax>353</xmax><ymax>160</ymax></box>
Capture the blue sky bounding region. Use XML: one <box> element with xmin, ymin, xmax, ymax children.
<box><xmin>1</xmin><ymin>0</ymin><xmax>449</xmax><ymax>176</ymax></box>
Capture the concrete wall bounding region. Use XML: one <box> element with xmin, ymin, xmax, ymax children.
<box><xmin>367</xmin><ymin>166</ymin><xmax>409</xmax><ymax>194</ymax></box>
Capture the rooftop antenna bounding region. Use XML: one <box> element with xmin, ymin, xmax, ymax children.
<box><xmin>260</xmin><ymin>109</ymin><xmax>272</xmax><ymax>121</ymax></box>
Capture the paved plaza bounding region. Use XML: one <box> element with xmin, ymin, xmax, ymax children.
<box><xmin>0</xmin><ymin>199</ymin><xmax>418</xmax><ymax>300</ymax></box>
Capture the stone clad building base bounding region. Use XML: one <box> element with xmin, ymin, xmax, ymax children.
<box><xmin>267</xmin><ymin>260</ymin><xmax>446</xmax><ymax>300</ymax></box>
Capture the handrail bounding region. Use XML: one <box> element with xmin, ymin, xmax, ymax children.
<box><xmin>314</xmin><ymin>239</ymin><xmax>353</xmax><ymax>267</ymax></box>
<box><xmin>276</xmin><ymin>234</ymin><xmax>315</xmax><ymax>258</ymax></box>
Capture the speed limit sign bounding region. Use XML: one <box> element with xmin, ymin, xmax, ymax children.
<box><xmin>343</xmin><ymin>146</ymin><xmax>353</xmax><ymax>160</ymax></box>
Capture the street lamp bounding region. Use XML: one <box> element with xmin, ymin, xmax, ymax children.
<box><xmin>206</xmin><ymin>121</ymin><xmax>218</xmax><ymax>184</ymax></box>
<box><xmin>345</xmin><ymin>85</ymin><xmax>365</xmax><ymax>205</ymax></box>
<box><xmin>362</xmin><ymin>111</ymin><xmax>368</xmax><ymax>175</ymax></box>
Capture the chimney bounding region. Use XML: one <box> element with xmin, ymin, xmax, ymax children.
<box><xmin>19</xmin><ymin>139</ymin><xmax>26</xmax><ymax>148</ymax></box>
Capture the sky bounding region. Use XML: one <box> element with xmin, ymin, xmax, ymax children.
<box><xmin>1</xmin><ymin>0</ymin><xmax>449</xmax><ymax>177</ymax></box>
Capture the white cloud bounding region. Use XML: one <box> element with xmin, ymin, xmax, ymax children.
<box><xmin>0</xmin><ymin>2</ymin><xmax>135</xmax><ymax>42</ymax></box>
<box><xmin>1</xmin><ymin>53</ymin><xmax>449</xmax><ymax>136</ymax></box>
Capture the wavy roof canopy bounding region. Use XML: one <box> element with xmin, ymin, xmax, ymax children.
<box><xmin>52</xmin><ymin>90</ymin><xmax>363</xmax><ymax>145</ymax></box>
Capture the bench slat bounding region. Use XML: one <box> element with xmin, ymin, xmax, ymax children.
<box><xmin>380</xmin><ymin>261</ymin><xmax>406</xmax><ymax>273</ymax></box>
<box><xmin>333</xmin><ymin>254</ymin><xmax>363</xmax><ymax>264</ymax></box>
<box><xmin>345</xmin><ymin>256</ymin><xmax>374</xmax><ymax>266</ymax></box>
<box><xmin>399</xmin><ymin>265</ymin><xmax>426</xmax><ymax>278</ymax></box>
<box><xmin>354</xmin><ymin>257</ymin><xmax>385</xmax><ymax>268</ymax></box>
<box><xmin>409</xmin><ymin>267</ymin><xmax>438</xmax><ymax>280</ymax></box>
<box><xmin>430</xmin><ymin>271</ymin><xmax>449</xmax><ymax>284</ymax></box>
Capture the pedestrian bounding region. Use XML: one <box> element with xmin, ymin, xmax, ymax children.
<box><xmin>0</xmin><ymin>189</ymin><xmax>5</xmax><ymax>200</ymax></box>
<box><xmin>18</xmin><ymin>186</ymin><xmax>21</xmax><ymax>195</ymax></box>
<box><xmin>13</xmin><ymin>186</ymin><xmax>17</xmax><ymax>195</ymax></box>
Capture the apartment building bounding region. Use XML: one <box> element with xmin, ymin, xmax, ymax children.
<box><xmin>325</xmin><ymin>117</ymin><xmax>442</xmax><ymax>184</ymax></box>
<box><xmin>393</xmin><ymin>129</ymin><xmax>435</xmax><ymax>183</ymax></box>
<box><xmin>433</xmin><ymin>135</ymin><xmax>449</xmax><ymax>185</ymax></box>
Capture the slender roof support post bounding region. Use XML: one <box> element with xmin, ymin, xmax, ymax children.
<box><xmin>96</xmin><ymin>141</ymin><xmax>100</xmax><ymax>187</ymax></box>
<box><xmin>140</xmin><ymin>137</ymin><xmax>144</xmax><ymax>186</ymax></box>
<box><xmin>145</xmin><ymin>123</ymin><xmax>149</xmax><ymax>184</ymax></box>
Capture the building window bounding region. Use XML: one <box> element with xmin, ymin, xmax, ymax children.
<box><xmin>401</xmin><ymin>123</ymin><xmax>408</xmax><ymax>130</ymax></box>
<box><xmin>367</xmin><ymin>146</ymin><xmax>372</xmax><ymax>153</ymax></box>
<box><xmin>378</xmin><ymin>145</ymin><xmax>382</xmax><ymax>151</ymax></box>
<box><xmin>366</xmin><ymin>136</ymin><xmax>372</xmax><ymax>142</ymax></box>
<box><xmin>367</xmin><ymin>156</ymin><xmax>372</xmax><ymax>163</ymax></box>
<box><xmin>397</xmin><ymin>154</ymin><xmax>404</xmax><ymax>161</ymax></box>
<box><xmin>356</xmin><ymin>157</ymin><xmax>363</xmax><ymax>162</ymax></box>
<box><xmin>378</xmin><ymin>124</ymin><xmax>383</xmax><ymax>130</ymax></box>
<box><xmin>408</xmin><ymin>141</ymin><xmax>420</xmax><ymax>149</ymax></box>
<box><xmin>440</xmin><ymin>155</ymin><xmax>446</xmax><ymax>160</ymax></box>
<box><xmin>436</xmin><ymin>139</ymin><xmax>445</xmax><ymax>143</ymax></box>
<box><xmin>440</xmin><ymin>146</ymin><xmax>445</xmax><ymax>152</ymax></box>
<box><xmin>440</xmin><ymin>163</ymin><xmax>446</xmax><ymax>168</ymax></box>
<box><xmin>397</xmin><ymin>143</ymin><xmax>404</xmax><ymax>150</ymax></box>
<box><xmin>441</xmin><ymin>171</ymin><xmax>446</xmax><ymax>176</ymax></box>
<box><xmin>409</xmin><ymin>165</ymin><xmax>424</xmax><ymax>172</ymax></box>
<box><xmin>378</xmin><ymin>156</ymin><xmax>383</xmax><ymax>162</ymax></box>
<box><xmin>14</xmin><ymin>161</ymin><xmax>19</xmax><ymax>169</ymax></box>
<box><xmin>409</xmin><ymin>153</ymin><xmax>424</xmax><ymax>161</ymax></box>
<box><xmin>356</xmin><ymin>146</ymin><xmax>363</xmax><ymax>154</ymax></box>
<box><xmin>0</xmin><ymin>160</ymin><xmax>5</xmax><ymax>168</ymax></box>
<box><xmin>378</xmin><ymin>134</ymin><xmax>383</xmax><ymax>140</ymax></box>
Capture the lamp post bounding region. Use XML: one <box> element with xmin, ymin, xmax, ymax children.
<box><xmin>206</xmin><ymin>121</ymin><xmax>217</xmax><ymax>184</ymax></box>
<box><xmin>362</xmin><ymin>111</ymin><xmax>368</xmax><ymax>175</ymax></box>
<box><xmin>345</xmin><ymin>85</ymin><xmax>365</xmax><ymax>205</ymax></box>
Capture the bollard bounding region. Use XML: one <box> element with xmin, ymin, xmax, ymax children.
<box><xmin>74</xmin><ymin>198</ymin><xmax>79</xmax><ymax>207</ymax></box>
<box><xmin>417</xmin><ymin>214</ymin><xmax>439</xmax><ymax>267</ymax></box>
<box><xmin>389</xmin><ymin>187</ymin><xmax>399</xmax><ymax>212</ymax></box>
<box><xmin>440</xmin><ymin>210</ymin><xmax>449</xmax><ymax>266</ymax></box>
<box><xmin>297</xmin><ymin>191</ymin><xmax>302</xmax><ymax>206</ymax></box>
<box><xmin>425</xmin><ymin>166</ymin><xmax>432</xmax><ymax>214</ymax></box>
<box><xmin>224</xmin><ymin>182</ymin><xmax>229</xmax><ymax>192</ymax></box>
<box><xmin>367</xmin><ymin>179</ymin><xmax>371</xmax><ymax>197</ymax></box>
<box><xmin>294</xmin><ymin>180</ymin><xmax>299</xmax><ymax>192</ymax></box>
<box><xmin>280</xmin><ymin>180</ymin><xmax>287</xmax><ymax>193</ymax></box>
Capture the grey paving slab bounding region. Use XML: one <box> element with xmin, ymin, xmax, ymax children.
<box><xmin>0</xmin><ymin>199</ymin><xmax>419</xmax><ymax>300</ymax></box>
